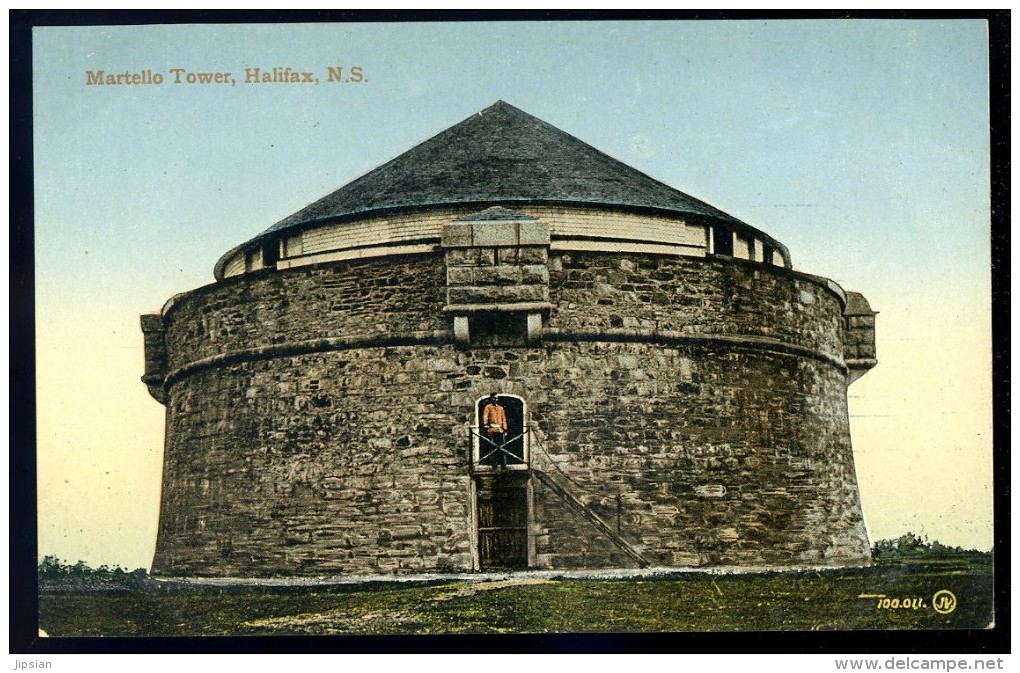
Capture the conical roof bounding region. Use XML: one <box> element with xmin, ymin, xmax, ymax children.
<box><xmin>217</xmin><ymin>101</ymin><xmax>782</xmax><ymax>278</ymax></box>
<box><xmin>260</xmin><ymin>100</ymin><xmax>747</xmax><ymax>237</ymax></box>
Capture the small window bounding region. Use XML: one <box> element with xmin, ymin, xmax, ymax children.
<box><xmin>245</xmin><ymin>247</ymin><xmax>263</xmax><ymax>272</ymax></box>
<box><xmin>712</xmin><ymin>224</ymin><xmax>734</xmax><ymax>256</ymax></box>
<box><xmin>263</xmin><ymin>240</ymin><xmax>279</xmax><ymax>268</ymax></box>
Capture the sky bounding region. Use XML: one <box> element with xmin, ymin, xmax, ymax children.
<box><xmin>31</xmin><ymin>19</ymin><xmax>994</xmax><ymax>570</ymax></box>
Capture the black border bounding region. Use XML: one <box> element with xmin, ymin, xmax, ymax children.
<box><xmin>10</xmin><ymin>8</ymin><xmax>1010</xmax><ymax>655</ymax></box>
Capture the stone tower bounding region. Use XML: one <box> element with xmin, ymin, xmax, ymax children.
<box><xmin>141</xmin><ymin>101</ymin><xmax>877</xmax><ymax>576</ymax></box>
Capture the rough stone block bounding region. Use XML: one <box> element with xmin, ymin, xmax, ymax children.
<box><xmin>497</xmin><ymin>247</ymin><xmax>520</xmax><ymax>265</ymax></box>
<box><xmin>416</xmin><ymin>490</ymin><xmax>440</xmax><ymax>505</ymax></box>
<box><xmin>427</xmin><ymin>357</ymin><xmax>459</xmax><ymax>372</ymax></box>
<box><xmin>392</xmin><ymin>525</ymin><xmax>423</xmax><ymax>540</ymax></box>
<box><xmin>376</xmin><ymin>558</ymin><xmax>400</xmax><ymax>572</ymax></box>
<box><xmin>521</xmin><ymin>265</ymin><xmax>550</xmax><ymax>285</ymax></box>
<box><xmin>518</xmin><ymin>220</ymin><xmax>551</xmax><ymax>245</ymax></box>
<box><xmin>521</xmin><ymin>247</ymin><xmax>550</xmax><ymax>264</ymax></box>
<box><xmin>695</xmin><ymin>484</ymin><xmax>727</xmax><ymax>498</ymax></box>
<box><xmin>446</xmin><ymin>248</ymin><xmax>495</xmax><ymax>267</ymax></box>
<box><xmin>472</xmin><ymin>221</ymin><xmax>517</xmax><ymax>246</ymax></box>
<box><xmin>441</xmin><ymin>223</ymin><xmax>474</xmax><ymax>248</ymax></box>
<box><xmin>442</xmin><ymin>500</ymin><xmax>465</xmax><ymax>516</ymax></box>
<box><xmin>474</xmin><ymin>266</ymin><xmax>521</xmax><ymax>286</ymax></box>
<box><xmin>447</xmin><ymin>286</ymin><xmax>498</xmax><ymax>304</ymax></box>
<box><xmin>498</xmin><ymin>285</ymin><xmax>547</xmax><ymax>302</ymax></box>
<box><xmin>446</xmin><ymin>266</ymin><xmax>474</xmax><ymax>285</ymax></box>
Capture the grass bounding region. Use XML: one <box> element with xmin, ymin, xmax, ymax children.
<box><xmin>39</xmin><ymin>555</ymin><xmax>993</xmax><ymax>636</ymax></box>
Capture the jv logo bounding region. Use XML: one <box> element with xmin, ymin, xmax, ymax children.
<box><xmin>932</xmin><ymin>589</ymin><xmax>958</xmax><ymax>614</ymax></box>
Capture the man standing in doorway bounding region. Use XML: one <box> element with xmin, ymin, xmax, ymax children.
<box><xmin>482</xmin><ymin>393</ymin><xmax>509</xmax><ymax>467</ymax></box>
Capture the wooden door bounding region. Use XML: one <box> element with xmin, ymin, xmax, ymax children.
<box><xmin>476</xmin><ymin>481</ymin><xmax>528</xmax><ymax>569</ymax></box>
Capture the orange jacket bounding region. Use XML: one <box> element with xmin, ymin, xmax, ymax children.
<box><xmin>482</xmin><ymin>402</ymin><xmax>508</xmax><ymax>433</ymax></box>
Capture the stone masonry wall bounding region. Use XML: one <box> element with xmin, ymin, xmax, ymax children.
<box><xmin>152</xmin><ymin>248</ymin><xmax>869</xmax><ymax>576</ymax></box>
<box><xmin>162</xmin><ymin>254</ymin><xmax>447</xmax><ymax>373</ymax></box>
<box><xmin>521</xmin><ymin>342</ymin><xmax>869</xmax><ymax>567</ymax></box>
<box><xmin>153</xmin><ymin>348</ymin><xmax>475</xmax><ymax>576</ymax></box>
<box><xmin>548</xmin><ymin>252</ymin><xmax>845</xmax><ymax>361</ymax></box>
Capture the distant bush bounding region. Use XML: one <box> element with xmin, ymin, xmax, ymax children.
<box><xmin>38</xmin><ymin>555</ymin><xmax>149</xmax><ymax>584</ymax></box>
<box><xmin>872</xmin><ymin>533</ymin><xmax>986</xmax><ymax>559</ymax></box>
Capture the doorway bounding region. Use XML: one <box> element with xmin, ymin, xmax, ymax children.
<box><xmin>475</xmin><ymin>473</ymin><xmax>530</xmax><ymax>570</ymax></box>
<box><xmin>474</xmin><ymin>394</ymin><xmax>527</xmax><ymax>469</ymax></box>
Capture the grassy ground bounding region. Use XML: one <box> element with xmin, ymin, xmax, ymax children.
<box><xmin>38</xmin><ymin>556</ymin><xmax>993</xmax><ymax>636</ymax></box>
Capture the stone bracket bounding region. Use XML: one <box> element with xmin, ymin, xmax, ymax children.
<box><xmin>453</xmin><ymin>315</ymin><xmax>470</xmax><ymax>345</ymax></box>
<box><xmin>526</xmin><ymin>312</ymin><xmax>543</xmax><ymax>344</ymax></box>
<box><xmin>140</xmin><ymin>313</ymin><xmax>169</xmax><ymax>404</ymax></box>
<box><xmin>843</xmin><ymin>290</ymin><xmax>877</xmax><ymax>385</ymax></box>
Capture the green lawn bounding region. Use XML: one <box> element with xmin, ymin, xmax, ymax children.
<box><xmin>39</xmin><ymin>556</ymin><xmax>993</xmax><ymax>636</ymax></box>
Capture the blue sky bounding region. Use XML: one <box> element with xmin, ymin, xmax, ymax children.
<box><xmin>33</xmin><ymin>19</ymin><xmax>992</xmax><ymax>568</ymax></box>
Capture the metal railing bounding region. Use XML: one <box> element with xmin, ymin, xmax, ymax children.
<box><xmin>470</xmin><ymin>425</ymin><xmax>530</xmax><ymax>468</ymax></box>
<box><xmin>527</xmin><ymin>429</ymin><xmax>651</xmax><ymax>568</ymax></box>
<box><xmin>467</xmin><ymin>423</ymin><xmax>650</xmax><ymax>567</ymax></box>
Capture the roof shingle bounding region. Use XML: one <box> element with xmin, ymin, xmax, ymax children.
<box><xmin>259</xmin><ymin>101</ymin><xmax>750</xmax><ymax>238</ymax></box>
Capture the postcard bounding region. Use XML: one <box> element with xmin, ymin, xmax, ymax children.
<box><xmin>24</xmin><ymin>15</ymin><xmax>1000</xmax><ymax>652</ymax></box>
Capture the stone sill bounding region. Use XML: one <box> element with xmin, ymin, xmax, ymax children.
<box><xmin>443</xmin><ymin>302</ymin><xmax>553</xmax><ymax>314</ymax></box>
